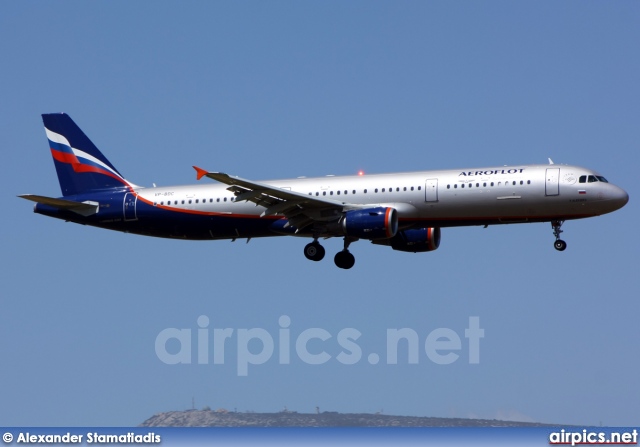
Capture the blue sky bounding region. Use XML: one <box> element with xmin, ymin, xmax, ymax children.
<box><xmin>1</xmin><ymin>2</ymin><xmax>639</xmax><ymax>427</ymax></box>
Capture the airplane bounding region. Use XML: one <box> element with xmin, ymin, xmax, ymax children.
<box><xmin>20</xmin><ymin>113</ymin><xmax>629</xmax><ymax>269</ymax></box>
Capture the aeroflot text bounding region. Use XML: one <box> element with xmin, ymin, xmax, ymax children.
<box><xmin>155</xmin><ymin>316</ymin><xmax>484</xmax><ymax>376</ymax></box>
<box><xmin>458</xmin><ymin>168</ymin><xmax>525</xmax><ymax>176</ymax></box>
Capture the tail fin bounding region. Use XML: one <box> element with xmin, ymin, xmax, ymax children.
<box><xmin>43</xmin><ymin>113</ymin><xmax>131</xmax><ymax>196</ymax></box>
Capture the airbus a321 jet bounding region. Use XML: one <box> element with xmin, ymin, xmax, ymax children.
<box><xmin>20</xmin><ymin>113</ymin><xmax>629</xmax><ymax>269</ymax></box>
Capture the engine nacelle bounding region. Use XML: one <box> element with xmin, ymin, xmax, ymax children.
<box><xmin>342</xmin><ymin>207</ymin><xmax>398</xmax><ymax>240</ymax></box>
<box><xmin>374</xmin><ymin>227</ymin><xmax>441</xmax><ymax>252</ymax></box>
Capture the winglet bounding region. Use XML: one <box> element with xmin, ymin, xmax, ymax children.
<box><xmin>548</xmin><ymin>158</ymin><xmax>555</xmax><ymax>165</ymax></box>
<box><xmin>193</xmin><ymin>166</ymin><xmax>208</xmax><ymax>181</ymax></box>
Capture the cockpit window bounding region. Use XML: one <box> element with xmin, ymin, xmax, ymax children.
<box><xmin>579</xmin><ymin>174</ymin><xmax>608</xmax><ymax>183</ymax></box>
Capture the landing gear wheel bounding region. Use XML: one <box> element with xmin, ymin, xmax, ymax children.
<box><xmin>334</xmin><ymin>250</ymin><xmax>355</xmax><ymax>269</ymax></box>
<box><xmin>554</xmin><ymin>239</ymin><xmax>567</xmax><ymax>251</ymax></box>
<box><xmin>304</xmin><ymin>242</ymin><xmax>325</xmax><ymax>261</ymax></box>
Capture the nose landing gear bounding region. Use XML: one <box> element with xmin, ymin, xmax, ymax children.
<box><xmin>552</xmin><ymin>220</ymin><xmax>567</xmax><ymax>251</ymax></box>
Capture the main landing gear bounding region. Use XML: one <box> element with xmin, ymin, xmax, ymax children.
<box><xmin>334</xmin><ymin>250</ymin><xmax>355</xmax><ymax>269</ymax></box>
<box><xmin>551</xmin><ymin>220</ymin><xmax>567</xmax><ymax>251</ymax></box>
<box><xmin>334</xmin><ymin>237</ymin><xmax>356</xmax><ymax>270</ymax></box>
<box><xmin>303</xmin><ymin>237</ymin><xmax>356</xmax><ymax>269</ymax></box>
<box><xmin>304</xmin><ymin>240</ymin><xmax>325</xmax><ymax>261</ymax></box>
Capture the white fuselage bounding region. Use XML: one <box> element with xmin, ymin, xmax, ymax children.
<box><xmin>135</xmin><ymin>164</ymin><xmax>628</xmax><ymax>229</ymax></box>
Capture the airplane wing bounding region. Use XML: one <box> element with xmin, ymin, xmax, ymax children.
<box><xmin>193</xmin><ymin>166</ymin><xmax>349</xmax><ymax>231</ymax></box>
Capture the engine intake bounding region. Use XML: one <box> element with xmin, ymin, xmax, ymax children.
<box><xmin>342</xmin><ymin>207</ymin><xmax>398</xmax><ymax>240</ymax></box>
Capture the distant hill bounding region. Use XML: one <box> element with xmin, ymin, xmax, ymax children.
<box><xmin>140</xmin><ymin>410</ymin><xmax>556</xmax><ymax>428</ymax></box>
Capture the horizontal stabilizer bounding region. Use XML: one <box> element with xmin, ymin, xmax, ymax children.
<box><xmin>19</xmin><ymin>194</ymin><xmax>99</xmax><ymax>216</ymax></box>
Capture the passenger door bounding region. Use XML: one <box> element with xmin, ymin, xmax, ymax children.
<box><xmin>425</xmin><ymin>178</ymin><xmax>438</xmax><ymax>202</ymax></box>
<box><xmin>545</xmin><ymin>168</ymin><xmax>560</xmax><ymax>196</ymax></box>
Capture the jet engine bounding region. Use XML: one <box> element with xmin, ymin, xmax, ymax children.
<box><xmin>372</xmin><ymin>227</ymin><xmax>441</xmax><ymax>252</ymax></box>
<box><xmin>342</xmin><ymin>207</ymin><xmax>398</xmax><ymax>240</ymax></box>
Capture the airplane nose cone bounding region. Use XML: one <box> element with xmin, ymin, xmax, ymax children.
<box><xmin>613</xmin><ymin>186</ymin><xmax>629</xmax><ymax>209</ymax></box>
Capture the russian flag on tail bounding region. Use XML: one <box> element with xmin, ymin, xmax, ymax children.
<box><xmin>42</xmin><ymin>113</ymin><xmax>131</xmax><ymax>196</ymax></box>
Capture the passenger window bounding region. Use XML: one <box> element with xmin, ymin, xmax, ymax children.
<box><xmin>382</xmin><ymin>188</ymin><xmax>385</xmax><ymax>192</ymax></box>
<box><xmin>411</xmin><ymin>187</ymin><xmax>414</xmax><ymax>191</ymax></box>
<box><xmin>461</xmin><ymin>184</ymin><xmax>465</xmax><ymax>188</ymax></box>
<box><xmin>491</xmin><ymin>182</ymin><xmax>494</xmax><ymax>187</ymax></box>
<box><xmin>375</xmin><ymin>188</ymin><xmax>378</xmax><ymax>193</ymax></box>
<box><xmin>330</xmin><ymin>191</ymin><xmax>333</xmax><ymax>195</ymax></box>
<box><xmin>403</xmin><ymin>187</ymin><xmax>407</xmax><ymax>191</ymax></box>
<box><xmin>527</xmin><ymin>180</ymin><xmax>531</xmax><ymax>185</ymax></box>
<box><xmin>447</xmin><ymin>185</ymin><xmax>450</xmax><ymax>189</ymax></box>
<box><xmin>352</xmin><ymin>190</ymin><xmax>356</xmax><ymax>194</ymax></box>
<box><xmin>323</xmin><ymin>191</ymin><xmax>326</xmax><ymax>196</ymax></box>
<box><xmin>364</xmin><ymin>189</ymin><xmax>368</xmax><ymax>193</ymax></box>
<box><xmin>418</xmin><ymin>186</ymin><xmax>421</xmax><ymax>190</ymax></box>
<box><xmin>454</xmin><ymin>184</ymin><xmax>457</xmax><ymax>189</ymax></box>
